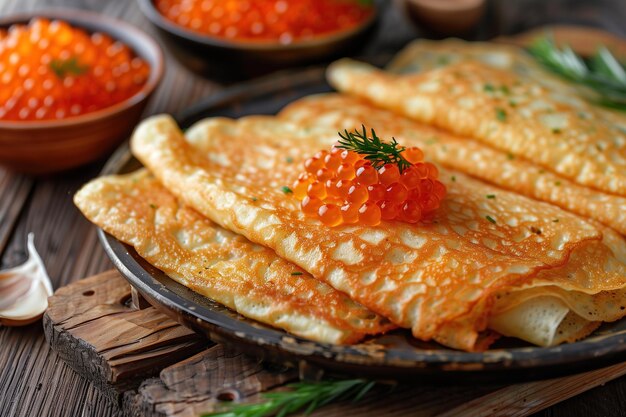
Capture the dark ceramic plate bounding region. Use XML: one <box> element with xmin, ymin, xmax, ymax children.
<box><xmin>99</xmin><ymin>67</ymin><xmax>626</xmax><ymax>383</ymax></box>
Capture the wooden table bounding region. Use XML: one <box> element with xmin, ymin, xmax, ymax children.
<box><xmin>1</xmin><ymin>1</ymin><xmax>625</xmax><ymax>416</ymax></box>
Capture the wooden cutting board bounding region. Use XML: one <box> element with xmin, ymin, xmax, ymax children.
<box><xmin>44</xmin><ymin>270</ymin><xmax>626</xmax><ymax>417</ymax></box>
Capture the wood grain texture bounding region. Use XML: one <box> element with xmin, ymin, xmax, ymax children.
<box><xmin>45</xmin><ymin>273</ymin><xmax>626</xmax><ymax>417</ymax></box>
<box><xmin>1</xmin><ymin>0</ymin><xmax>626</xmax><ymax>417</ymax></box>
<box><xmin>123</xmin><ymin>346</ymin><xmax>297</xmax><ymax>417</ymax></box>
<box><xmin>43</xmin><ymin>271</ymin><xmax>208</xmax><ymax>404</ymax></box>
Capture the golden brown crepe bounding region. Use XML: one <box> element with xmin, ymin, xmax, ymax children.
<box><xmin>386</xmin><ymin>38</ymin><xmax>607</xmax><ymax>104</ymax></box>
<box><xmin>130</xmin><ymin>114</ymin><xmax>626</xmax><ymax>351</ymax></box>
<box><xmin>278</xmin><ymin>93</ymin><xmax>626</xmax><ymax>235</ymax></box>
<box><xmin>74</xmin><ymin>170</ymin><xmax>394</xmax><ymax>344</ymax></box>
<box><xmin>327</xmin><ymin>57</ymin><xmax>626</xmax><ymax>197</ymax></box>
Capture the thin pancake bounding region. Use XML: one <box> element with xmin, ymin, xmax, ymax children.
<box><xmin>131</xmin><ymin>115</ymin><xmax>622</xmax><ymax>351</ymax></box>
<box><xmin>278</xmin><ymin>93</ymin><xmax>626</xmax><ymax>235</ymax></box>
<box><xmin>327</xmin><ymin>58</ymin><xmax>626</xmax><ymax>196</ymax></box>
<box><xmin>74</xmin><ymin>170</ymin><xmax>394</xmax><ymax>344</ymax></box>
<box><xmin>386</xmin><ymin>39</ymin><xmax>612</xmax><ymax>106</ymax></box>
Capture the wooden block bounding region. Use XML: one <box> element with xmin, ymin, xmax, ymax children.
<box><xmin>123</xmin><ymin>345</ymin><xmax>297</xmax><ymax>417</ymax></box>
<box><xmin>43</xmin><ymin>270</ymin><xmax>209</xmax><ymax>404</ymax></box>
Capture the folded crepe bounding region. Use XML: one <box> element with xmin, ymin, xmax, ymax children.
<box><xmin>387</xmin><ymin>39</ymin><xmax>579</xmax><ymax>90</ymax></box>
<box><xmin>278</xmin><ymin>93</ymin><xmax>626</xmax><ymax>235</ymax></box>
<box><xmin>327</xmin><ymin>54</ymin><xmax>626</xmax><ymax>197</ymax></box>
<box><xmin>386</xmin><ymin>38</ymin><xmax>610</xmax><ymax>104</ymax></box>
<box><xmin>130</xmin><ymin>114</ymin><xmax>626</xmax><ymax>351</ymax></box>
<box><xmin>74</xmin><ymin>170</ymin><xmax>394</xmax><ymax>344</ymax></box>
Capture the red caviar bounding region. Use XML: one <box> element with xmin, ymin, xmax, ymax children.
<box><xmin>293</xmin><ymin>144</ymin><xmax>446</xmax><ymax>227</ymax></box>
<box><xmin>155</xmin><ymin>0</ymin><xmax>375</xmax><ymax>44</ymax></box>
<box><xmin>0</xmin><ymin>18</ymin><xmax>150</xmax><ymax>121</ymax></box>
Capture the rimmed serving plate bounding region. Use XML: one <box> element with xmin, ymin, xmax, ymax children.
<box><xmin>98</xmin><ymin>65</ymin><xmax>626</xmax><ymax>383</ymax></box>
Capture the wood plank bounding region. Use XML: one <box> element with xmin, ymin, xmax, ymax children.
<box><xmin>123</xmin><ymin>346</ymin><xmax>297</xmax><ymax>417</ymax></box>
<box><xmin>44</xmin><ymin>271</ymin><xmax>208</xmax><ymax>404</ymax></box>
<box><xmin>0</xmin><ymin>169</ymin><xmax>33</xmax><ymax>258</ymax></box>
<box><xmin>439</xmin><ymin>363</ymin><xmax>626</xmax><ymax>417</ymax></box>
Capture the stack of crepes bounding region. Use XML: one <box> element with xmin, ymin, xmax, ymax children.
<box><xmin>75</xmin><ymin>39</ymin><xmax>626</xmax><ymax>352</ymax></box>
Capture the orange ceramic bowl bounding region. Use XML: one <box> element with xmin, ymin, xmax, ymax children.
<box><xmin>0</xmin><ymin>9</ymin><xmax>164</xmax><ymax>175</ymax></box>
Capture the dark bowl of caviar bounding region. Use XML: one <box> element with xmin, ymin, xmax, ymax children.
<box><xmin>0</xmin><ymin>9</ymin><xmax>164</xmax><ymax>175</ymax></box>
<box><xmin>137</xmin><ymin>0</ymin><xmax>378</xmax><ymax>81</ymax></box>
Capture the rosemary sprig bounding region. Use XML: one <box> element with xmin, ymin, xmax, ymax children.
<box><xmin>528</xmin><ymin>36</ymin><xmax>626</xmax><ymax>111</ymax></box>
<box><xmin>202</xmin><ymin>379</ymin><xmax>376</xmax><ymax>417</ymax></box>
<box><xmin>337</xmin><ymin>125</ymin><xmax>411</xmax><ymax>172</ymax></box>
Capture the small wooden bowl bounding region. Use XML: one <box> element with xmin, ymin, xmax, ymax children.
<box><xmin>0</xmin><ymin>9</ymin><xmax>164</xmax><ymax>175</ymax></box>
<box><xmin>137</xmin><ymin>0</ymin><xmax>378</xmax><ymax>81</ymax></box>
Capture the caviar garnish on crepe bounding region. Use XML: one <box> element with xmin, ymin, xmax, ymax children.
<box><xmin>292</xmin><ymin>126</ymin><xmax>446</xmax><ymax>227</ymax></box>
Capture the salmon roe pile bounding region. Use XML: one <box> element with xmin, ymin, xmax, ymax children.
<box><xmin>0</xmin><ymin>18</ymin><xmax>150</xmax><ymax>121</ymax></box>
<box><xmin>155</xmin><ymin>0</ymin><xmax>375</xmax><ymax>44</ymax></box>
<box><xmin>292</xmin><ymin>146</ymin><xmax>447</xmax><ymax>227</ymax></box>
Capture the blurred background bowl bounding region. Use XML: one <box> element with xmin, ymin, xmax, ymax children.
<box><xmin>402</xmin><ymin>0</ymin><xmax>486</xmax><ymax>38</ymax></box>
<box><xmin>0</xmin><ymin>9</ymin><xmax>163</xmax><ymax>175</ymax></box>
<box><xmin>137</xmin><ymin>0</ymin><xmax>379</xmax><ymax>81</ymax></box>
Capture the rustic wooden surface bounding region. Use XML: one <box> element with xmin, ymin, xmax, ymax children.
<box><xmin>1</xmin><ymin>1</ymin><xmax>626</xmax><ymax>416</ymax></box>
<box><xmin>44</xmin><ymin>271</ymin><xmax>626</xmax><ymax>417</ymax></box>
<box><xmin>43</xmin><ymin>270</ymin><xmax>209</xmax><ymax>405</ymax></box>
<box><xmin>43</xmin><ymin>271</ymin><xmax>626</xmax><ymax>417</ymax></box>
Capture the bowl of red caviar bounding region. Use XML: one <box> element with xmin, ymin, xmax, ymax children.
<box><xmin>138</xmin><ymin>0</ymin><xmax>378</xmax><ymax>79</ymax></box>
<box><xmin>0</xmin><ymin>9</ymin><xmax>163</xmax><ymax>174</ymax></box>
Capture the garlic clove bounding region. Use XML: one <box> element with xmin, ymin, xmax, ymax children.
<box><xmin>0</xmin><ymin>233</ymin><xmax>53</xmax><ymax>326</ymax></box>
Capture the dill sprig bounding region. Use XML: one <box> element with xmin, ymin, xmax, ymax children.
<box><xmin>201</xmin><ymin>379</ymin><xmax>376</xmax><ymax>417</ymax></box>
<box><xmin>336</xmin><ymin>125</ymin><xmax>411</xmax><ymax>172</ymax></box>
<box><xmin>49</xmin><ymin>56</ymin><xmax>88</xmax><ymax>79</ymax></box>
<box><xmin>528</xmin><ymin>36</ymin><xmax>626</xmax><ymax>111</ymax></box>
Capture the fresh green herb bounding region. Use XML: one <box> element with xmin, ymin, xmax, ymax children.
<box><xmin>529</xmin><ymin>36</ymin><xmax>626</xmax><ymax>111</ymax></box>
<box><xmin>437</xmin><ymin>55</ymin><xmax>451</xmax><ymax>66</ymax></box>
<box><xmin>485</xmin><ymin>215</ymin><xmax>497</xmax><ymax>224</ymax></box>
<box><xmin>486</xmin><ymin>194</ymin><xmax>496</xmax><ymax>199</ymax></box>
<box><xmin>506</xmin><ymin>152</ymin><xmax>515</xmax><ymax>160</ymax></box>
<box><xmin>495</xmin><ymin>108</ymin><xmax>507</xmax><ymax>122</ymax></box>
<box><xmin>291</xmin><ymin>272</ymin><xmax>303</xmax><ymax>276</ymax></box>
<box><xmin>49</xmin><ymin>57</ymin><xmax>88</xmax><ymax>79</ymax></box>
<box><xmin>202</xmin><ymin>379</ymin><xmax>376</xmax><ymax>417</ymax></box>
<box><xmin>281</xmin><ymin>186</ymin><xmax>293</xmax><ymax>194</ymax></box>
<box><xmin>356</xmin><ymin>0</ymin><xmax>374</xmax><ymax>6</ymax></box>
<box><xmin>555</xmin><ymin>181</ymin><xmax>561</xmax><ymax>186</ymax></box>
<box><xmin>451</xmin><ymin>175</ymin><xmax>456</xmax><ymax>182</ymax></box>
<box><xmin>285</xmin><ymin>156</ymin><xmax>294</xmax><ymax>164</ymax></box>
<box><xmin>508</xmin><ymin>100</ymin><xmax>518</xmax><ymax>107</ymax></box>
<box><xmin>337</xmin><ymin>125</ymin><xmax>411</xmax><ymax>172</ymax></box>
<box><xmin>251</xmin><ymin>197</ymin><xmax>258</xmax><ymax>202</ymax></box>
<box><xmin>485</xmin><ymin>84</ymin><xmax>510</xmax><ymax>95</ymax></box>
